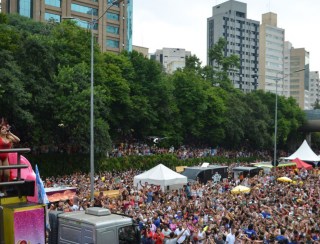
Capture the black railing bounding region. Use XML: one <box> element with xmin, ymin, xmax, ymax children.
<box><xmin>0</xmin><ymin>148</ymin><xmax>31</xmax><ymax>187</ymax></box>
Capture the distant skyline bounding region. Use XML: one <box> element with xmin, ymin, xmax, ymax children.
<box><xmin>132</xmin><ymin>0</ymin><xmax>320</xmax><ymax>71</ymax></box>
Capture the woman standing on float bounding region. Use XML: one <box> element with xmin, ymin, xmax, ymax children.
<box><xmin>0</xmin><ymin>120</ymin><xmax>20</xmax><ymax>181</ymax></box>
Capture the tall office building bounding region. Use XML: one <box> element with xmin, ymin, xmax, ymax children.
<box><xmin>289</xmin><ymin>47</ymin><xmax>310</xmax><ymax>109</ymax></box>
<box><xmin>258</xmin><ymin>13</ymin><xmax>287</xmax><ymax>96</ymax></box>
<box><xmin>207</xmin><ymin>0</ymin><xmax>259</xmax><ymax>92</ymax></box>
<box><xmin>1</xmin><ymin>0</ymin><xmax>132</xmax><ymax>53</ymax></box>
<box><xmin>151</xmin><ymin>48</ymin><xmax>191</xmax><ymax>74</ymax></box>
<box><xmin>309</xmin><ymin>71</ymin><xmax>320</xmax><ymax>109</ymax></box>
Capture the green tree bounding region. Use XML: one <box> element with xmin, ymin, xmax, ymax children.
<box><xmin>244</xmin><ymin>91</ymin><xmax>273</xmax><ymax>149</ymax></box>
<box><xmin>0</xmin><ymin>19</ymin><xmax>33</xmax><ymax>130</ymax></box>
<box><xmin>222</xmin><ymin>90</ymin><xmax>248</xmax><ymax>148</ymax></box>
<box><xmin>207</xmin><ymin>37</ymin><xmax>240</xmax><ymax>89</ymax></box>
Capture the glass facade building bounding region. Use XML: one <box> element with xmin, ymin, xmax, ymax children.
<box><xmin>2</xmin><ymin>0</ymin><xmax>131</xmax><ymax>53</ymax></box>
<box><xmin>126</xmin><ymin>0</ymin><xmax>132</xmax><ymax>51</ymax></box>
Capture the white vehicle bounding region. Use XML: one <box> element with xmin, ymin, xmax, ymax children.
<box><xmin>49</xmin><ymin>207</ymin><xmax>139</xmax><ymax>244</ymax></box>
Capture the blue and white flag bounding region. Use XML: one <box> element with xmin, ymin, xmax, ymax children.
<box><xmin>35</xmin><ymin>164</ymin><xmax>49</xmax><ymax>205</ymax></box>
<box><xmin>35</xmin><ymin>164</ymin><xmax>50</xmax><ymax>230</ymax></box>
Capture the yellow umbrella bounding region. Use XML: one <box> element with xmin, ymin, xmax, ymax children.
<box><xmin>277</xmin><ymin>176</ymin><xmax>292</xmax><ymax>183</ymax></box>
<box><xmin>231</xmin><ymin>185</ymin><xmax>251</xmax><ymax>194</ymax></box>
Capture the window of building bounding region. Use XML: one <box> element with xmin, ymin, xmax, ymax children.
<box><xmin>235</xmin><ymin>11</ymin><xmax>245</xmax><ymax>18</ymax></box>
<box><xmin>107</xmin><ymin>25</ymin><xmax>119</xmax><ymax>34</ymax></box>
<box><xmin>107</xmin><ymin>0</ymin><xmax>119</xmax><ymax>6</ymax></box>
<box><xmin>106</xmin><ymin>39</ymin><xmax>119</xmax><ymax>48</ymax></box>
<box><xmin>6</xmin><ymin>0</ymin><xmax>10</xmax><ymax>13</ymax></box>
<box><xmin>74</xmin><ymin>19</ymin><xmax>98</xmax><ymax>30</ymax></box>
<box><xmin>71</xmin><ymin>3</ymin><xmax>98</xmax><ymax>16</ymax></box>
<box><xmin>106</xmin><ymin>12</ymin><xmax>119</xmax><ymax>21</ymax></box>
<box><xmin>45</xmin><ymin>12</ymin><xmax>61</xmax><ymax>22</ymax></box>
<box><xmin>45</xmin><ymin>0</ymin><xmax>60</xmax><ymax>7</ymax></box>
<box><xmin>18</xmin><ymin>0</ymin><xmax>33</xmax><ymax>18</ymax></box>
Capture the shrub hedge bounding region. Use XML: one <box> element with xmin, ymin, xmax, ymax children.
<box><xmin>25</xmin><ymin>153</ymin><xmax>260</xmax><ymax>178</ymax></box>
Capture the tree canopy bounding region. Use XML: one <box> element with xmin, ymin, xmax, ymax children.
<box><xmin>0</xmin><ymin>14</ymin><xmax>306</xmax><ymax>154</ymax></box>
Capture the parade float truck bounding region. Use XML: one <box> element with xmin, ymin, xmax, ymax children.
<box><xmin>53</xmin><ymin>207</ymin><xmax>139</xmax><ymax>244</ymax></box>
<box><xmin>0</xmin><ymin>148</ymin><xmax>140</xmax><ymax>244</ymax></box>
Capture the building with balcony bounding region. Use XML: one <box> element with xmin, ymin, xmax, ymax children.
<box><xmin>289</xmin><ymin>47</ymin><xmax>310</xmax><ymax>109</ymax></box>
<box><xmin>258</xmin><ymin>12</ymin><xmax>286</xmax><ymax>96</ymax></box>
<box><xmin>309</xmin><ymin>71</ymin><xmax>320</xmax><ymax>109</ymax></box>
<box><xmin>207</xmin><ymin>0</ymin><xmax>260</xmax><ymax>92</ymax></box>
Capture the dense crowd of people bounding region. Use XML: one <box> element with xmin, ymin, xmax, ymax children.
<box><xmin>46</xmin><ymin>162</ymin><xmax>320</xmax><ymax>244</ymax></box>
<box><xmin>108</xmin><ymin>143</ymin><xmax>272</xmax><ymax>161</ymax></box>
<box><xmin>28</xmin><ymin>141</ymin><xmax>275</xmax><ymax>161</ymax></box>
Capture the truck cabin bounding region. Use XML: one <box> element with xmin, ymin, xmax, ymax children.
<box><xmin>52</xmin><ymin>207</ymin><xmax>140</xmax><ymax>244</ymax></box>
<box><xmin>181</xmin><ymin>165</ymin><xmax>228</xmax><ymax>184</ymax></box>
<box><xmin>232</xmin><ymin>166</ymin><xmax>262</xmax><ymax>180</ymax></box>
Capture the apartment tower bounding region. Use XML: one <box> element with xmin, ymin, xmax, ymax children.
<box><xmin>258</xmin><ymin>13</ymin><xmax>287</xmax><ymax>96</ymax></box>
<box><xmin>207</xmin><ymin>0</ymin><xmax>259</xmax><ymax>92</ymax></box>
<box><xmin>1</xmin><ymin>0</ymin><xmax>132</xmax><ymax>53</ymax></box>
<box><xmin>152</xmin><ymin>48</ymin><xmax>191</xmax><ymax>74</ymax></box>
<box><xmin>309</xmin><ymin>71</ymin><xmax>319</xmax><ymax>109</ymax></box>
<box><xmin>289</xmin><ymin>47</ymin><xmax>310</xmax><ymax>109</ymax></box>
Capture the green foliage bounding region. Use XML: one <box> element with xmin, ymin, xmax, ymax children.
<box><xmin>29</xmin><ymin>152</ymin><xmax>261</xmax><ymax>178</ymax></box>
<box><xmin>0</xmin><ymin>13</ymin><xmax>8</xmax><ymax>24</ymax></box>
<box><xmin>207</xmin><ymin>37</ymin><xmax>240</xmax><ymax>89</ymax></box>
<box><xmin>0</xmin><ymin>13</ymin><xmax>307</xmax><ymax>165</ymax></box>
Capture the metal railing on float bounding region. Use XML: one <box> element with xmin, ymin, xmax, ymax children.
<box><xmin>0</xmin><ymin>148</ymin><xmax>31</xmax><ymax>188</ymax></box>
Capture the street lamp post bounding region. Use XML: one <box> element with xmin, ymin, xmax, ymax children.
<box><xmin>273</xmin><ymin>68</ymin><xmax>305</xmax><ymax>166</ymax></box>
<box><xmin>89</xmin><ymin>0</ymin><xmax>123</xmax><ymax>201</ymax></box>
<box><xmin>63</xmin><ymin>0</ymin><xmax>123</xmax><ymax>201</ymax></box>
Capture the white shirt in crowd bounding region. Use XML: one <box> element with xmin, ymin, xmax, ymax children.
<box><xmin>226</xmin><ymin>231</ymin><xmax>236</xmax><ymax>244</ymax></box>
<box><xmin>174</xmin><ymin>227</ymin><xmax>190</xmax><ymax>244</ymax></box>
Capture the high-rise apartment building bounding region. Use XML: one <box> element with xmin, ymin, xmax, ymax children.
<box><xmin>283</xmin><ymin>41</ymin><xmax>292</xmax><ymax>97</ymax></box>
<box><xmin>151</xmin><ymin>48</ymin><xmax>191</xmax><ymax>74</ymax></box>
<box><xmin>207</xmin><ymin>0</ymin><xmax>259</xmax><ymax>92</ymax></box>
<box><xmin>309</xmin><ymin>71</ymin><xmax>320</xmax><ymax>109</ymax></box>
<box><xmin>289</xmin><ymin>47</ymin><xmax>310</xmax><ymax>109</ymax></box>
<box><xmin>1</xmin><ymin>0</ymin><xmax>132</xmax><ymax>53</ymax></box>
<box><xmin>258</xmin><ymin>13</ymin><xmax>287</xmax><ymax>96</ymax></box>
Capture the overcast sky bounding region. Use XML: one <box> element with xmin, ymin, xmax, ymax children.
<box><xmin>132</xmin><ymin>0</ymin><xmax>320</xmax><ymax>71</ymax></box>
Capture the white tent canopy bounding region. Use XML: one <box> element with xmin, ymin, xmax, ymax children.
<box><xmin>284</xmin><ymin>140</ymin><xmax>320</xmax><ymax>162</ymax></box>
<box><xmin>133</xmin><ymin>164</ymin><xmax>187</xmax><ymax>191</ymax></box>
